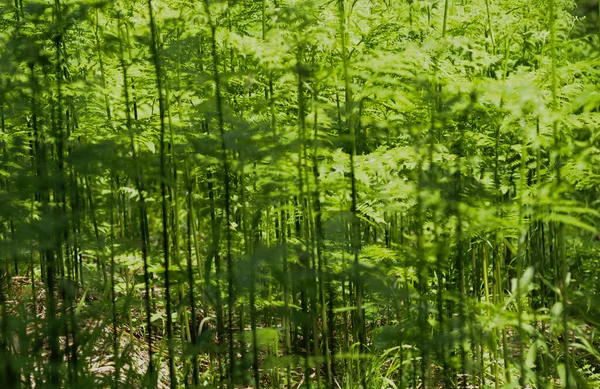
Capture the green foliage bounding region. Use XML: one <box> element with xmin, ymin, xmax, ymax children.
<box><xmin>1</xmin><ymin>0</ymin><xmax>600</xmax><ymax>388</ymax></box>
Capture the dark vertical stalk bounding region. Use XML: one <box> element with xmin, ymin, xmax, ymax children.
<box><xmin>311</xmin><ymin>86</ymin><xmax>333</xmax><ymax>389</ymax></box>
<box><xmin>110</xmin><ymin>174</ymin><xmax>120</xmax><ymax>389</ymax></box>
<box><xmin>202</xmin><ymin>1</ymin><xmax>236</xmax><ymax>384</ymax></box>
<box><xmin>145</xmin><ymin>1</ymin><xmax>177</xmax><ymax>386</ymax></box>
<box><xmin>548</xmin><ymin>0</ymin><xmax>570</xmax><ymax>386</ymax></box>
<box><xmin>116</xmin><ymin>15</ymin><xmax>155</xmax><ymax>385</ymax></box>
<box><xmin>185</xmin><ymin>161</ymin><xmax>199</xmax><ymax>386</ymax></box>
<box><xmin>336</xmin><ymin>4</ymin><xmax>366</xmax><ymax>387</ymax></box>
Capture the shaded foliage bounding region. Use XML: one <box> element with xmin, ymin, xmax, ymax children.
<box><xmin>1</xmin><ymin>0</ymin><xmax>600</xmax><ymax>388</ymax></box>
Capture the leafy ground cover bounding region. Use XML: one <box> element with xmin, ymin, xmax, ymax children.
<box><xmin>1</xmin><ymin>0</ymin><xmax>600</xmax><ymax>388</ymax></box>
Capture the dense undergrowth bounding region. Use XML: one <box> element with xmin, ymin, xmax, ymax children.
<box><xmin>1</xmin><ymin>0</ymin><xmax>600</xmax><ymax>388</ymax></box>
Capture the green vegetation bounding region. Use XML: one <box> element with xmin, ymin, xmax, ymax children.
<box><xmin>1</xmin><ymin>0</ymin><xmax>600</xmax><ymax>388</ymax></box>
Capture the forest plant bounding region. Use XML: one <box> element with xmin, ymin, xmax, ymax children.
<box><xmin>0</xmin><ymin>0</ymin><xmax>599</xmax><ymax>389</ymax></box>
